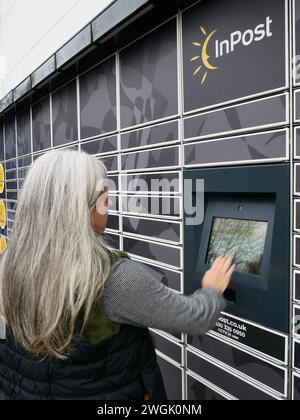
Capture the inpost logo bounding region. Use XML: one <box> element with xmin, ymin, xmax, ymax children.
<box><xmin>191</xmin><ymin>16</ymin><xmax>273</xmax><ymax>84</ymax></box>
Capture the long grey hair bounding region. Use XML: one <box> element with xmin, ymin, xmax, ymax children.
<box><xmin>0</xmin><ymin>150</ymin><xmax>112</xmax><ymax>359</ymax></box>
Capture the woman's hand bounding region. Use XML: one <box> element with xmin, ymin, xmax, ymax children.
<box><xmin>201</xmin><ymin>255</ymin><xmax>235</xmax><ymax>294</ymax></box>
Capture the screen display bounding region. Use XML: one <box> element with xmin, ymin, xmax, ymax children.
<box><xmin>206</xmin><ymin>217</ymin><xmax>268</xmax><ymax>275</ymax></box>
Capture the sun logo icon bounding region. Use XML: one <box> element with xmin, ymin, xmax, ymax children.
<box><xmin>190</xmin><ymin>26</ymin><xmax>218</xmax><ymax>85</ymax></box>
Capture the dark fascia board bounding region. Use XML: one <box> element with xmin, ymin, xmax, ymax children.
<box><xmin>56</xmin><ymin>25</ymin><xmax>92</xmax><ymax>69</ymax></box>
<box><xmin>0</xmin><ymin>0</ymin><xmax>187</xmax><ymax>115</ymax></box>
<box><xmin>0</xmin><ymin>0</ymin><xmax>153</xmax><ymax>113</ymax></box>
<box><xmin>92</xmin><ymin>0</ymin><xmax>151</xmax><ymax>42</ymax></box>
<box><xmin>31</xmin><ymin>55</ymin><xmax>56</xmax><ymax>88</ymax></box>
<box><xmin>0</xmin><ymin>91</ymin><xmax>13</xmax><ymax>113</ymax></box>
<box><xmin>13</xmin><ymin>76</ymin><xmax>31</xmax><ymax>102</ymax></box>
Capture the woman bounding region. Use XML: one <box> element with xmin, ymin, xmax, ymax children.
<box><xmin>0</xmin><ymin>150</ymin><xmax>234</xmax><ymax>400</ymax></box>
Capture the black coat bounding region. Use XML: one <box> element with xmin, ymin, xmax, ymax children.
<box><xmin>0</xmin><ymin>324</ymin><xmax>167</xmax><ymax>400</ymax></box>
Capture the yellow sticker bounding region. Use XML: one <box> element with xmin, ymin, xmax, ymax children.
<box><xmin>0</xmin><ymin>236</ymin><xmax>6</xmax><ymax>254</ymax></box>
<box><xmin>0</xmin><ymin>200</ymin><xmax>5</xmax><ymax>229</ymax></box>
<box><xmin>0</xmin><ymin>164</ymin><xmax>4</xmax><ymax>194</ymax></box>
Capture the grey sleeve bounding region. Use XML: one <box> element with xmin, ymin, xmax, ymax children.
<box><xmin>101</xmin><ymin>258</ymin><xmax>226</xmax><ymax>336</ymax></box>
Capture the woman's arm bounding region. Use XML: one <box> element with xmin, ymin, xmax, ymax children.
<box><xmin>101</xmin><ymin>258</ymin><xmax>226</xmax><ymax>336</ymax></box>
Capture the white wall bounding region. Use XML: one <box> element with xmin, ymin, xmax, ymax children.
<box><xmin>0</xmin><ymin>0</ymin><xmax>113</xmax><ymax>99</ymax></box>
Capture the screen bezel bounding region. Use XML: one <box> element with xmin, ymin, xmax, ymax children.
<box><xmin>196</xmin><ymin>193</ymin><xmax>275</xmax><ymax>292</ymax></box>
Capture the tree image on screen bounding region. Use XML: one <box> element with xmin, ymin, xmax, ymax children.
<box><xmin>206</xmin><ymin>218</ymin><xmax>268</xmax><ymax>275</ymax></box>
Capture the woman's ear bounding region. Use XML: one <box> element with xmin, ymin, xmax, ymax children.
<box><xmin>90</xmin><ymin>206</ymin><xmax>108</xmax><ymax>234</ymax></box>
<box><xmin>95</xmin><ymin>187</ymin><xmax>110</xmax><ymax>215</ymax></box>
